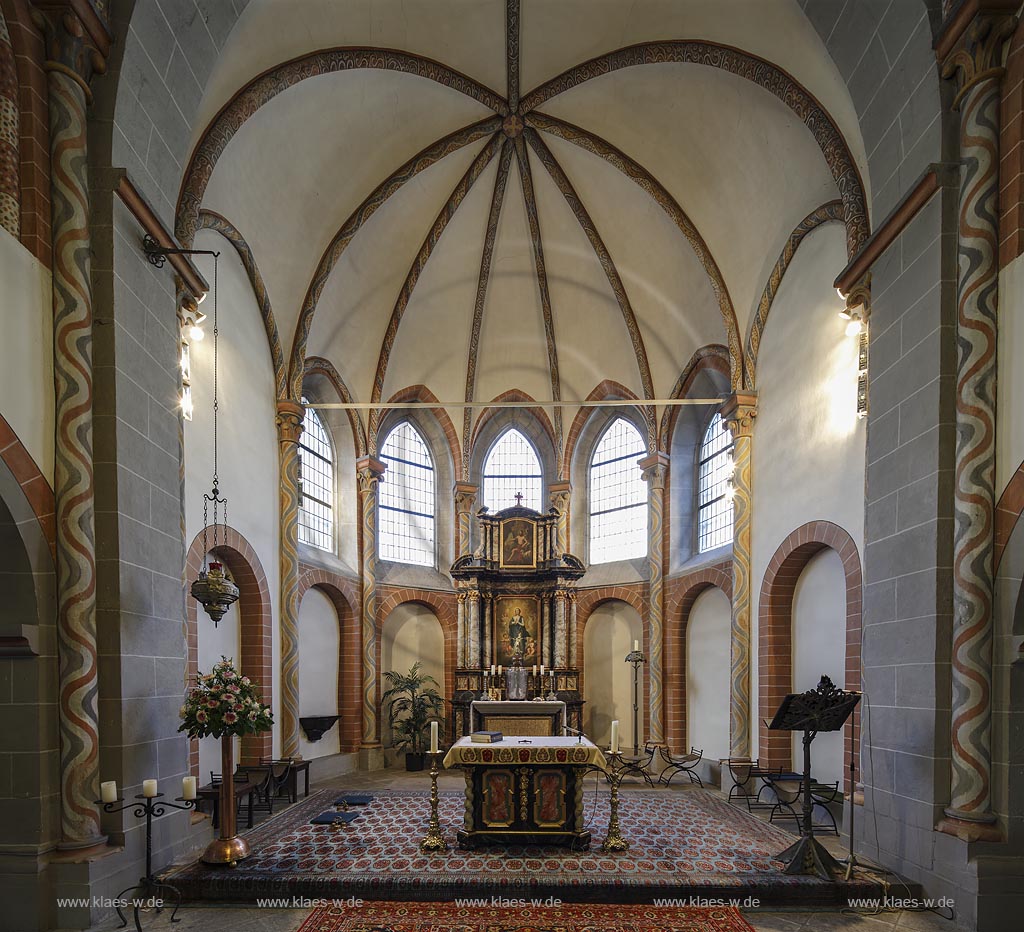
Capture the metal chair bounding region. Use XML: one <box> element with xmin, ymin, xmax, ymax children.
<box><xmin>658</xmin><ymin>746</ymin><xmax>704</xmax><ymax>786</ymax></box>
<box><xmin>610</xmin><ymin>741</ymin><xmax>657</xmax><ymax>786</ymax></box>
<box><xmin>766</xmin><ymin>774</ymin><xmax>840</xmax><ymax>836</ymax></box>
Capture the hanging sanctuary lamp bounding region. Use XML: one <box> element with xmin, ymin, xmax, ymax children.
<box><xmin>187</xmin><ymin>252</ymin><xmax>239</xmax><ymax>624</ymax></box>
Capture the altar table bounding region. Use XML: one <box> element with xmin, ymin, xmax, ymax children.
<box><xmin>443</xmin><ymin>736</ymin><xmax>606</xmax><ymax>848</ymax></box>
<box><xmin>470</xmin><ymin>699</ymin><xmax>567</xmax><ymax>736</ymax></box>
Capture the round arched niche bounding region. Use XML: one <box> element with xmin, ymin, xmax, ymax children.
<box><xmin>582</xmin><ymin>600</ymin><xmax>643</xmax><ymax>750</ymax></box>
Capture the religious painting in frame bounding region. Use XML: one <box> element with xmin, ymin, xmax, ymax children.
<box><xmin>499</xmin><ymin>517</ymin><xmax>536</xmax><ymax>569</ymax></box>
<box><xmin>494</xmin><ymin>596</ymin><xmax>541</xmax><ymax>666</ymax></box>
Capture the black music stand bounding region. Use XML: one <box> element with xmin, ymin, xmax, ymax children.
<box><xmin>768</xmin><ymin>675</ymin><xmax>860</xmax><ymax>880</ymax></box>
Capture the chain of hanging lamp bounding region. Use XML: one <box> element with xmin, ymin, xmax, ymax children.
<box><xmin>191</xmin><ymin>252</ymin><xmax>239</xmax><ymax>626</ymax></box>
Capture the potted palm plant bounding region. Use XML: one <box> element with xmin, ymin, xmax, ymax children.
<box><xmin>381</xmin><ymin>662</ymin><xmax>445</xmax><ymax>771</ymax></box>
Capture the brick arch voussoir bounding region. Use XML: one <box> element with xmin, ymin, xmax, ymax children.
<box><xmin>757</xmin><ymin>521</ymin><xmax>862</xmax><ymax>790</ymax></box>
<box><xmin>562</xmin><ymin>380</ymin><xmax>641</xmax><ymax>479</ymax></box>
<box><xmin>186</xmin><ymin>525</ymin><xmax>273</xmax><ymax>771</ymax></box>
<box><xmin>471</xmin><ymin>390</ymin><xmax>558</xmax><ymax>467</ymax></box>
<box><xmin>659</xmin><ymin>346</ymin><xmax>731</xmax><ymax>451</ymax></box>
<box><xmin>0</xmin><ymin>412</ymin><xmax>55</xmax><ymax>557</ymax></box>
<box><xmin>382</xmin><ymin>385</ymin><xmax>462</xmax><ymax>479</ymax></box>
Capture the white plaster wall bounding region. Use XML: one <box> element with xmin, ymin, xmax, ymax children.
<box><xmin>583</xmin><ymin>601</ymin><xmax>643</xmax><ymax>749</ymax></box>
<box><xmin>997</xmin><ymin>254</ymin><xmax>1024</xmax><ymax>497</ymax></box>
<box><xmin>298</xmin><ymin>587</ymin><xmax>340</xmax><ymax>759</ymax></box>
<box><xmin>380</xmin><ymin>604</ymin><xmax>445</xmax><ymax>752</ymax></box>
<box><xmin>791</xmin><ymin>548</ymin><xmax>847</xmax><ymax>786</ymax></box>
<box><xmin>0</xmin><ymin>233</ymin><xmax>53</xmax><ymax>482</ymax></box>
<box><xmin>686</xmin><ymin>587</ymin><xmax>732</xmax><ymax>762</ymax></box>
<box><xmin>185</xmin><ymin>229</ymin><xmax>281</xmax><ymax>755</ymax></box>
<box><xmin>197</xmin><ymin>594</ymin><xmax>242</xmax><ymax>783</ymax></box>
<box><xmin>751</xmin><ymin>223</ymin><xmax>866</xmax><ymax>757</ymax></box>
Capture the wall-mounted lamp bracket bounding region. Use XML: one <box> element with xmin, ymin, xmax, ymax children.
<box><xmin>142</xmin><ymin>234</ymin><xmax>220</xmax><ymax>269</ymax></box>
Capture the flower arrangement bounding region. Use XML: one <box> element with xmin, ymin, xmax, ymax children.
<box><xmin>178</xmin><ymin>656</ymin><xmax>274</xmax><ymax>740</ymax></box>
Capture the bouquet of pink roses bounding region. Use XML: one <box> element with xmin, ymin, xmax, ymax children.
<box><xmin>179</xmin><ymin>656</ymin><xmax>274</xmax><ymax>739</ymax></box>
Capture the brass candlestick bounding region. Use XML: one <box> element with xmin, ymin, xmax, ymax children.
<box><xmin>602</xmin><ymin>750</ymin><xmax>629</xmax><ymax>852</ymax></box>
<box><xmin>419</xmin><ymin>750</ymin><xmax>448</xmax><ymax>852</ymax></box>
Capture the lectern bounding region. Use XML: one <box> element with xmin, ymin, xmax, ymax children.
<box><xmin>768</xmin><ymin>675</ymin><xmax>860</xmax><ymax>880</ymax></box>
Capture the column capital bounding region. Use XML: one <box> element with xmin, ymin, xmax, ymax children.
<box><xmin>842</xmin><ymin>272</ymin><xmax>872</xmax><ymax>321</ymax></box>
<box><xmin>454</xmin><ymin>481</ymin><xmax>479</xmax><ymax>512</ymax></box>
<box><xmin>638</xmin><ymin>451</ymin><xmax>669</xmax><ymax>487</ymax></box>
<box><xmin>548</xmin><ymin>480</ymin><xmax>571</xmax><ymax>504</ymax></box>
<box><xmin>721</xmin><ymin>392</ymin><xmax>758</xmax><ymax>441</ymax></box>
<box><xmin>356</xmin><ymin>456</ymin><xmax>387</xmax><ymax>493</ymax></box>
<box><xmin>275</xmin><ymin>400</ymin><xmax>304</xmax><ymax>444</ymax></box>
<box><xmin>940</xmin><ymin>4</ymin><xmax>1018</xmax><ymax>109</ymax></box>
<box><xmin>31</xmin><ymin>1</ymin><xmax>111</xmax><ymax>97</ymax></box>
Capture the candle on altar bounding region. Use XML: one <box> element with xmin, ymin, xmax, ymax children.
<box><xmin>430</xmin><ymin>720</ymin><xmax>439</xmax><ymax>754</ymax></box>
<box><xmin>497</xmin><ymin>665</ymin><xmax>503</xmax><ymax>676</ymax></box>
<box><xmin>142</xmin><ymin>779</ymin><xmax>158</xmax><ymax>798</ymax></box>
<box><xmin>610</xmin><ymin>720</ymin><xmax>620</xmax><ymax>753</ymax></box>
<box><xmin>532</xmin><ymin>665</ymin><xmax>537</xmax><ymax>675</ymax></box>
<box><xmin>182</xmin><ymin>776</ymin><xmax>197</xmax><ymax>800</ymax></box>
<box><xmin>540</xmin><ymin>664</ymin><xmax>545</xmax><ymax>676</ymax></box>
<box><xmin>101</xmin><ymin>781</ymin><xmax>117</xmax><ymax>803</ymax></box>
<box><xmin>490</xmin><ymin>664</ymin><xmax>496</xmax><ymax>675</ymax></box>
<box><xmin>633</xmin><ymin>639</ymin><xmax>639</xmax><ymax>652</ymax></box>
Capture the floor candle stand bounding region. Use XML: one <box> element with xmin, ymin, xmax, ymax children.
<box><xmin>625</xmin><ymin>647</ymin><xmax>646</xmax><ymax>757</ymax></box>
<box><xmin>99</xmin><ymin>793</ymin><xmax>196</xmax><ymax>931</ymax></box>
<box><xmin>601</xmin><ymin>751</ymin><xmax>629</xmax><ymax>852</ymax></box>
<box><xmin>420</xmin><ymin>751</ymin><xmax>448</xmax><ymax>852</ymax></box>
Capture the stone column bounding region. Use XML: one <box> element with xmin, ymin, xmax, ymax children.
<box><xmin>554</xmin><ymin>588</ymin><xmax>568</xmax><ymax>668</ymax></box>
<box><xmin>542</xmin><ymin>598</ymin><xmax>552</xmax><ymax>668</ymax></box>
<box><xmin>456</xmin><ymin>591</ymin><xmax>467</xmax><ymax>667</ymax></box>
<box><xmin>722</xmin><ymin>392</ymin><xmax>757</xmax><ymax>759</ymax></box>
<box><xmin>549</xmin><ymin>481</ymin><xmax>571</xmax><ymax>554</ymax></box>
<box><xmin>938</xmin><ymin>9</ymin><xmax>1016</xmax><ymax>842</ymax></box>
<box><xmin>454</xmin><ymin>482</ymin><xmax>478</xmax><ymax>558</ymax></box>
<box><xmin>639</xmin><ymin>451</ymin><xmax>669</xmax><ymax>745</ymax></box>
<box><xmin>35</xmin><ymin>3</ymin><xmax>108</xmax><ymax>851</ymax></box>
<box><xmin>568</xmin><ymin>591</ymin><xmax>578</xmax><ymax>669</ymax></box>
<box><xmin>276</xmin><ymin>400</ymin><xmax>304</xmax><ymax>759</ymax></box>
<box><xmin>357</xmin><ymin>456</ymin><xmax>387</xmax><ymax>753</ymax></box>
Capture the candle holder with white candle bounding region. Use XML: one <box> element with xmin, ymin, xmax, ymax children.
<box><xmin>419</xmin><ymin>750</ymin><xmax>448</xmax><ymax>852</ymax></box>
<box><xmin>625</xmin><ymin>642</ymin><xmax>646</xmax><ymax>757</ymax></box>
<box><xmin>95</xmin><ymin>780</ymin><xmax>196</xmax><ymax>930</ymax></box>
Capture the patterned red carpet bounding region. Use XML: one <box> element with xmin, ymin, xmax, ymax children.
<box><xmin>295</xmin><ymin>900</ymin><xmax>756</xmax><ymax>932</ymax></box>
<box><xmin>165</xmin><ymin>788</ymin><xmax>882</xmax><ymax>906</ymax></box>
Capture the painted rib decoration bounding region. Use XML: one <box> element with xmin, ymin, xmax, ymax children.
<box><xmin>199</xmin><ymin>211</ymin><xmax>287</xmax><ymax>400</ymax></box>
<box><xmin>724</xmin><ymin>397</ymin><xmax>756</xmax><ymax>758</ymax></box>
<box><xmin>358</xmin><ymin>460</ymin><xmax>385</xmax><ymax>746</ymax></box>
<box><xmin>941</xmin><ymin>14</ymin><xmax>1016</xmax><ymax>829</ymax></box>
<box><xmin>525</xmin><ymin>127</ymin><xmax>657</xmax><ymax>448</ymax></box>
<box><xmin>658</xmin><ymin>346</ymin><xmax>731</xmax><ymax>451</ymax></box>
<box><xmin>367</xmin><ymin>134</ymin><xmax>503</xmax><ymax>452</ymax></box>
<box><xmin>276</xmin><ymin>401</ymin><xmax>304</xmax><ymax>759</ymax></box>
<box><xmin>0</xmin><ymin>9</ymin><xmax>19</xmax><ymax>238</ymax></box>
<box><xmin>303</xmin><ymin>356</ymin><xmax>368</xmax><ymax>458</ymax></box>
<box><xmin>745</xmin><ymin>201</ymin><xmax>844</xmax><ymax>389</ymax></box>
<box><xmin>50</xmin><ymin>66</ymin><xmax>102</xmax><ymax>846</ymax></box>
<box><xmin>463</xmin><ymin>140</ymin><xmax>514</xmax><ymax>477</ymax></box>
<box><xmin>287</xmin><ymin>117</ymin><xmax>501</xmax><ymax>400</ymax></box>
<box><xmin>176</xmin><ymin>50</ymin><xmax>506</xmax><ymax>248</ymax></box>
<box><xmin>527</xmin><ymin>112</ymin><xmax>743</xmax><ymax>392</ymax></box>
<box><xmin>641</xmin><ymin>455</ymin><xmax>669</xmax><ymax>744</ymax></box>
<box><xmin>519</xmin><ymin>41</ymin><xmax>868</xmax><ymax>259</ymax></box>
<box><xmin>506</xmin><ymin>0</ymin><xmax>520</xmax><ymax>113</ymax></box>
<box><xmin>514</xmin><ymin>136</ymin><xmax>563</xmax><ymax>457</ymax></box>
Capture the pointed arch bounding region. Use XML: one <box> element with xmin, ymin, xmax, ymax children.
<box><xmin>303</xmin><ymin>356</ymin><xmax>367</xmax><ymax>459</ymax></box>
<box><xmin>659</xmin><ymin>345</ymin><xmax>730</xmax><ymax>451</ymax></box>
<box><xmin>562</xmin><ymin>379</ymin><xmax>641</xmax><ymax>479</ymax></box>
<box><xmin>382</xmin><ymin>385</ymin><xmax>461</xmax><ymax>480</ymax></box>
<box><xmin>378</xmin><ymin>419</ymin><xmax>437</xmax><ymax>567</ymax></box>
<box><xmin>471</xmin><ymin>389</ymin><xmax>557</xmax><ymax>465</ymax></box>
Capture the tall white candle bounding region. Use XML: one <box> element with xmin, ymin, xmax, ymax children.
<box><xmin>633</xmin><ymin>639</ymin><xmax>639</xmax><ymax>652</ymax></box>
<box><xmin>497</xmin><ymin>664</ymin><xmax>503</xmax><ymax>676</ymax></box>
<box><xmin>182</xmin><ymin>776</ymin><xmax>197</xmax><ymax>800</ymax></box>
<box><xmin>532</xmin><ymin>665</ymin><xmax>537</xmax><ymax>675</ymax></box>
<box><xmin>540</xmin><ymin>664</ymin><xmax>545</xmax><ymax>676</ymax></box>
<box><xmin>142</xmin><ymin>779</ymin><xmax>158</xmax><ymax>798</ymax></box>
<box><xmin>490</xmin><ymin>664</ymin><xmax>496</xmax><ymax>675</ymax></box>
<box><xmin>430</xmin><ymin>720</ymin><xmax>439</xmax><ymax>754</ymax></box>
<box><xmin>101</xmin><ymin>781</ymin><xmax>117</xmax><ymax>803</ymax></box>
<box><xmin>610</xmin><ymin>720</ymin><xmax>619</xmax><ymax>753</ymax></box>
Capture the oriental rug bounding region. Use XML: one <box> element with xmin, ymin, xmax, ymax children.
<box><xmin>165</xmin><ymin>787</ymin><xmax>883</xmax><ymax>907</ymax></box>
<box><xmin>295</xmin><ymin>900</ymin><xmax>756</xmax><ymax>932</ymax></box>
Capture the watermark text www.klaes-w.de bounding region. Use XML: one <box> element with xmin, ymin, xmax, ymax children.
<box><xmin>848</xmin><ymin>896</ymin><xmax>955</xmax><ymax>910</ymax></box>
<box><xmin>254</xmin><ymin>896</ymin><xmax>364</xmax><ymax>909</ymax></box>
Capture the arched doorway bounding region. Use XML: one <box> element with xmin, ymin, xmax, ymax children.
<box><xmin>583</xmin><ymin>600</ymin><xmax>643</xmax><ymax>750</ymax></box>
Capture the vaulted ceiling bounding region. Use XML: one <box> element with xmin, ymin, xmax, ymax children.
<box><xmin>181</xmin><ymin>0</ymin><xmax>868</xmax><ymax>459</ymax></box>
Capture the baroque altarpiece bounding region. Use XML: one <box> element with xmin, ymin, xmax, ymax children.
<box><xmin>450</xmin><ymin>504</ymin><xmax>586</xmax><ymax>737</ymax></box>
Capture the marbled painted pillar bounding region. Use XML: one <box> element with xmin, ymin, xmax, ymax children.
<box><xmin>549</xmin><ymin>481</ymin><xmax>571</xmax><ymax>554</ymax></box>
<box><xmin>0</xmin><ymin>8</ymin><xmax>19</xmax><ymax>238</ymax></box>
<box><xmin>938</xmin><ymin>11</ymin><xmax>1016</xmax><ymax>842</ymax></box>
<box><xmin>568</xmin><ymin>591</ymin><xmax>578</xmax><ymax>670</ymax></box>
<box><xmin>554</xmin><ymin>588</ymin><xmax>568</xmax><ymax>668</ymax></box>
<box><xmin>722</xmin><ymin>393</ymin><xmax>757</xmax><ymax>759</ymax></box>
<box><xmin>36</xmin><ymin>5</ymin><xmax>107</xmax><ymax>850</ymax></box>
<box><xmin>456</xmin><ymin>591</ymin><xmax>467</xmax><ymax>667</ymax></box>
<box><xmin>454</xmin><ymin>482</ymin><xmax>478</xmax><ymax>558</ymax></box>
<box><xmin>276</xmin><ymin>400</ymin><xmax>304</xmax><ymax>759</ymax></box>
<box><xmin>639</xmin><ymin>451</ymin><xmax>669</xmax><ymax>745</ymax></box>
<box><xmin>357</xmin><ymin>456</ymin><xmax>386</xmax><ymax>748</ymax></box>
<box><xmin>468</xmin><ymin>590</ymin><xmax>481</xmax><ymax>669</ymax></box>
